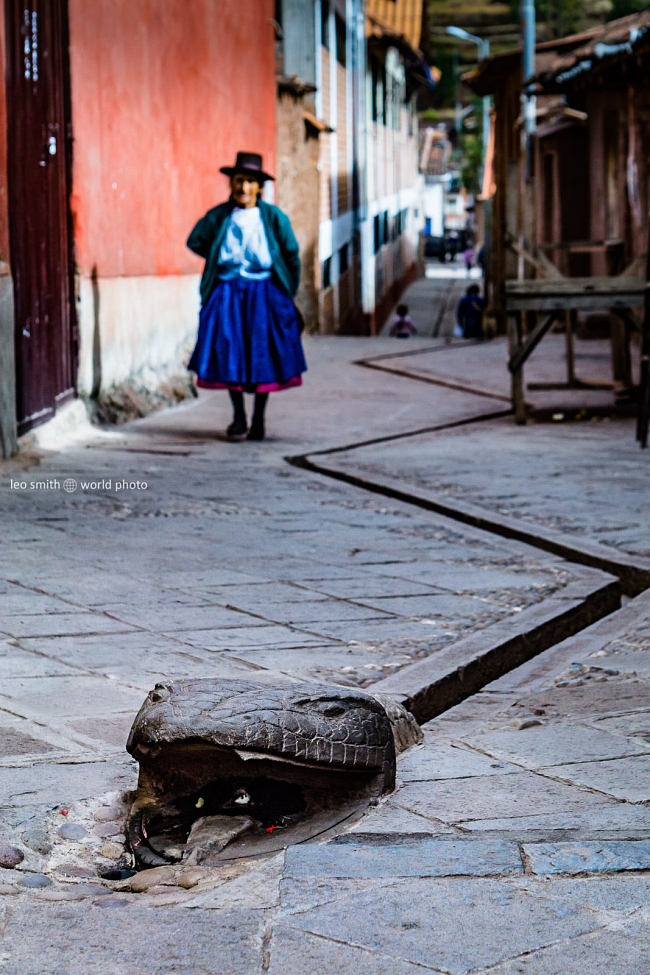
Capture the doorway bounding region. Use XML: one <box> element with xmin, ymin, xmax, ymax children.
<box><xmin>5</xmin><ymin>0</ymin><xmax>76</xmax><ymax>433</ymax></box>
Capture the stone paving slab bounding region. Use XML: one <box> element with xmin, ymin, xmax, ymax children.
<box><xmin>15</xmin><ymin>632</ymin><xmax>256</xmax><ymax>682</ymax></box>
<box><xmin>275</xmin><ymin>876</ymin><xmax>601</xmax><ymax>975</ymax></box>
<box><xmin>312</xmin><ymin>446</ymin><xmax>650</xmax><ymax>595</ymax></box>
<box><xmin>0</xmin><ymin>675</ymin><xmax>146</xmax><ymax>721</ymax></box>
<box><xmin>497</xmin><ymin>679</ymin><xmax>650</xmax><ymax>724</ymax></box>
<box><xmin>0</xmin><ymin>613</ymin><xmax>139</xmax><ymax>639</ymax></box>
<box><xmin>267</xmin><ymin>925</ymin><xmax>445</xmax><ymax>975</ymax></box>
<box><xmin>174</xmin><ymin>623</ymin><xmax>327</xmax><ymax>650</ymax></box>
<box><xmin>594</xmin><ymin>710</ymin><xmax>650</xmax><ymax>739</ymax></box>
<box><xmin>285</xmin><ymin>836</ymin><xmax>523</xmax><ymax>879</ymax></box>
<box><xmin>548</xmin><ymin>755</ymin><xmax>650</xmax><ymax>803</ymax></box>
<box><xmin>0</xmin><ymin>641</ymin><xmax>79</xmax><ymax>678</ymax></box>
<box><xmin>3</xmin><ymin>423</ymin><xmax>583</xmax><ymax>707</ymax></box>
<box><xmin>391</xmin><ymin>770</ymin><xmax>622</xmax><ymax>826</ymax></box>
<box><xmin>458</xmin><ymin>802</ymin><xmax>650</xmax><ymax>835</ymax></box>
<box><xmin>294</xmin><ymin>575</ymin><xmax>445</xmax><ymax>599</ymax></box>
<box><xmin>510</xmin><ymin>873</ymin><xmax>650</xmax><ymax>913</ymax></box>
<box><xmin>0</xmin><ymin>903</ymin><xmax>267</xmax><ymax>975</ymax></box>
<box><xmin>523</xmin><ymin>839</ymin><xmax>650</xmax><ymax>875</ymax></box>
<box><xmin>224</xmin><ymin>643</ymin><xmax>417</xmax><ymax>688</ymax></box>
<box><xmin>395</xmin><ymin>740</ymin><xmax>520</xmax><ymax>781</ymax></box>
<box><xmin>347</xmin><ymin>802</ymin><xmax>457</xmax><ymax>835</ymax></box>
<box><xmin>0</xmin><ymin>726</ymin><xmax>56</xmax><ymax>760</ymax></box>
<box><xmin>465</xmin><ymin>722</ymin><xmax>650</xmax><ymax>768</ymax></box>
<box><xmin>484</xmin><ymin>921</ymin><xmax>650</xmax><ymax>975</ymax></box>
<box><xmin>0</xmin><ymin>759</ymin><xmax>134</xmax><ymax>810</ymax></box>
<box><xmin>181</xmin><ymin>853</ymin><xmax>284</xmax><ymax>909</ymax></box>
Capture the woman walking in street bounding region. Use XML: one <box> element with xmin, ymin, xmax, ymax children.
<box><xmin>187</xmin><ymin>152</ymin><xmax>306</xmax><ymax>441</ymax></box>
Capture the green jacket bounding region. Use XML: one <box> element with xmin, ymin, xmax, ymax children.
<box><xmin>187</xmin><ymin>199</ymin><xmax>301</xmax><ymax>305</ymax></box>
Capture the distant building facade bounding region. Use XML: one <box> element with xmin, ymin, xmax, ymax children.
<box><xmin>275</xmin><ymin>0</ymin><xmax>433</xmax><ymax>334</ymax></box>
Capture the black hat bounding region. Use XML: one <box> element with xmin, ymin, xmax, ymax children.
<box><xmin>220</xmin><ymin>151</ymin><xmax>274</xmax><ymax>183</ymax></box>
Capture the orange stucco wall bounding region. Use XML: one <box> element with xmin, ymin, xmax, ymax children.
<box><xmin>67</xmin><ymin>0</ymin><xmax>276</xmax><ymax>278</ymax></box>
<box><xmin>0</xmin><ymin>2</ymin><xmax>9</xmax><ymax>262</ymax></box>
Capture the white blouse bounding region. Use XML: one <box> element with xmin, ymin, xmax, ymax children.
<box><xmin>217</xmin><ymin>206</ymin><xmax>272</xmax><ymax>281</ymax></box>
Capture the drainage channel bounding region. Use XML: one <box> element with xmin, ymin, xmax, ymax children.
<box><xmin>353</xmin><ymin>341</ymin><xmax>511</xmax><ymax>404</ymax></box>
<box><xmin>285</xmin><ymin>355</ymin><xmax>650</xmax><ymax>727</ymax></box>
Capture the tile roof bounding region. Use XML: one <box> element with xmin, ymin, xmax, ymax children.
<box><xmin>535</xmin><ymin>8</ymin><xmax>650</xmax><ymax>88</ymax></box>
<box><xmin>365</xmin><ymin>0</ymin><xmax>424</xmax><ymax>52</ymax></box>
<box><xmin>465</xmin><ymin>8</ymin><xmax>650</xmax><ymax>94</ymax></box>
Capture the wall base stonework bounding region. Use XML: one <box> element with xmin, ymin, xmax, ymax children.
<box><xmin>76</xmin><ymin>273</ymin><xmax>201</xmax><ymax>398</ymax></box>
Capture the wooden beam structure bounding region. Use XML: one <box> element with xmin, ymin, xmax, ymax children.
<box><xmin>505</xmin><ymin>275</ymin><xmax>646</xmax><ymax>425</ymax></box>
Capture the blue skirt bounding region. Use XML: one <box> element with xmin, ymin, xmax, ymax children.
<box><xmin>188</xmin><ymin>277</ymin><xmax>307</xmax><ymax>392</ymax></box>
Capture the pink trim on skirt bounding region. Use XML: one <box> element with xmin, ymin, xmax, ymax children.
<box><xmin>196</xmin><ymin>376</ymin><xmax>303</xmax><ymax>393</ymax></box>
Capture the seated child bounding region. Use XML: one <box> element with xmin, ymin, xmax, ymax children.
<box><xmin>456</xmin><ymin>285</ymin><xmax>485</xmax><ymax>339</ymax></box>
<box><xmin>389</xmin><ymin>304</ymin><xmax>417</xmax><ymax>338</ymax></box>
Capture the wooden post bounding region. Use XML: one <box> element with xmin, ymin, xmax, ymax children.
<box><xmin>637</xmin><ymin>216</ymin><xmax>650</xmax><ymax>446</ymax></box>
<box><xmin>564</xmin><ymin>308</ymin><xmax>576</xmax><ymax>385</ymax></box>
<box><xmin>508</xmin><ymin>310</ymin><xmax>526</xmax><ymax>422</ymax></box>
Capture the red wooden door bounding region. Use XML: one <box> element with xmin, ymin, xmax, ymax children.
<box><xmin>5</xmin><ymin>0</ymin><xmax>76</xmax><ymax>433</ymax></box>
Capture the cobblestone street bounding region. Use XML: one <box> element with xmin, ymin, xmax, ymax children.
<box><xmin>1</xmin><ymin>290</ymin><xmax>649</xmax><ymax>973</ymax></box>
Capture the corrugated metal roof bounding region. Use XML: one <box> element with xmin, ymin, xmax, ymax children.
<box><xmin>365</xmin><ymin>0</ymin><xmax>423</xmax><ymax>52</ymax></box>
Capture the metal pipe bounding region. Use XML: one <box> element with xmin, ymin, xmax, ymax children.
<box><xmin>521</xmin><ymin>0</ymin><xmax>537</xmax><ymax>181</ymax></box>
<box><xmin>445</xmin><ymin>27</ymin><xmax>491</xmax><ymax>170</ymax></box>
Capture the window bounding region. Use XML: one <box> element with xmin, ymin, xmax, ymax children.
<box><xmin>335</xmin><ymin>14</ymin><xmax>346</xmax><ymax>67</ymax></box>
<box><xmin>373</xmin><ymin>214</ymin><xmax>381</xmax><ymax>253</ymax></box>
<box><xmin>352</xmin><ymin>161</ymin><xmax>360</xmax><ymax>210</ymax></box>
<box><xmin>322</xmin><ymin>256</ymin><xmax>331</xmax><ymax>288</ymax></box>
<box><xmin>370</xmin><ymin>58</ymin><xmax>386</xmax><ymax>125</ymax></box>
<box><xmin>339</xmin><ymin>243</ymin><xmax>349</xmax><ymax>274</ymax></box>
<box><xmin>321</xmin><ymin>0</ymin><xmax>329</xmax><ymax>49</ymax></box>
<box><xmin>371</xmin><ymin>59</ymin><xmax>379</xmax><ymax>122</ymax></box>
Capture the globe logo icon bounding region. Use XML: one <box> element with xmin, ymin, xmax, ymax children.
<box><xmin>63</xmin><ymin>478</ymin><xmax>78</xmax><ymax>493</ymax></box>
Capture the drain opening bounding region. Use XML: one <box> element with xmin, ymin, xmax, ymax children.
<box><xmin>126</xmin><ymin>742</ymin><xmax>390</xmax><ymax>868</ymax></box>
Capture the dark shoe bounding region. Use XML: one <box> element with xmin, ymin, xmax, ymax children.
<box><xmin>226</xmin><ymin>417</ymin><xmax>248</xmax><ymax>440</ymax></box>
<box><xmin>247</xmin><ymin>422</ymin><xmax>265</xmax><ymax>441</ymax></box>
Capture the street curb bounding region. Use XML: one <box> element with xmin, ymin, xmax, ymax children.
<box><xmin>294</xmin><ymin>454</ymin><xmax>650</xmax><ymax>597</ymax></box>
<box><xmin>367</xmin><ymin>569</ymin><xmax>620</xmax><ymax>724</ymax></box>
<box><xmin>486</xmin><ymin>586</ymin><xmax>650</xmax><ymax>695</ymax></box>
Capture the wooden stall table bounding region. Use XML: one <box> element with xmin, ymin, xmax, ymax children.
<box><xmin>505</xmin><ymin>275</ymin><xmax>646</xmax><ymax>425</ymax></box>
